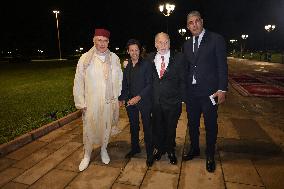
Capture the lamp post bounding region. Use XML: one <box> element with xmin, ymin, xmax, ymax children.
<box><xmin>264</xmin><ymin>24</ymin><xmax>276</xmax><ymax>61</ymax></box>
<box><xmin>53</xmin><ymin>10</ymin><xmax>62</xmax><ymax>60</ymax></box>
<box><xmin>159</xmin><ymin>3</ymin><xmax>175</xmax><ymax>33</ymax></box>
<box><xmin>241</xmin><ymin>34</ymin><xmax>248</xmax><ymax>58</ymax></box>
<box><xmin>229</xmin><ymin>39</ymin><xmax>237</xmax><ymax>55</ymax></box>
<box><xmin>178</xmin><ymin>28</ymin><xmax>186</xmax><ymax>51</ymax></box>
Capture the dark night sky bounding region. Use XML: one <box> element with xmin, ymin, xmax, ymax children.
<box><xmin>1</xmin><ymin>0</ymin><xmax>283</xmax><ymax>56</ymax></box>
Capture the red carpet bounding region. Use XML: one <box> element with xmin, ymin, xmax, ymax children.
<box><xmin>239</xmin><ymin>84</ymin><xmax>284</xmax><ymax>97</ymax></box>
<box><xmin>229</xmin><ymin>74</ymin><xmax>264</xmax><ymax>84</ymax></box>
<box><xmin>229</xmin><ymin>73</ymin><xmax>284</xmax><ymax>97</ymax></box>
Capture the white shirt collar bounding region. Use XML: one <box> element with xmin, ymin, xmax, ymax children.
<box><xmin>155</xmin><ymin>50</ymin><xmax>170</xmax><ymax>63</ymax></box>
<box><xmin>193</xmin><ymin>28</ymin><xmax>205</xmax><ymax>45</ymax></box>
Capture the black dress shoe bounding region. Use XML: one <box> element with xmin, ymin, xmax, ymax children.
<box><xmin>125</xmin><ymin>148</ymin><xmax>141</xmax><ymax>159</ymax></box>
<box><xmin>146</xmin><ymin>157</ymin><xmax>154</xmax><ymax>167</ymax></box>
<box><xmin>168</xmin><ymin>152</ymin><xmax>177</xmax><ymax>165</ymax></box>
<box><xmin>206</xmin><ymin>156</ymin><xmax>216</xmax><ymax>172</ymax></box>
<box><xmin>153</xmin><ymin>150</ymin><xmax>164</xmax><ymax>161</ymax></box>
<box><xmin>182</xmin><ymin>148</ymin><xmax>200</xmax><ymax>161</ymax></box>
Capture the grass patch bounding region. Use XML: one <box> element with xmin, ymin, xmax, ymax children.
<box><xmin>230</xmin><ymin>52</ymin><xmax>284</xmax><ymax>64</ymax></box>
<box><xmin>0</xmin><ymin>60</ymin><xmax>78</xmax><ymax>144</ymax></box>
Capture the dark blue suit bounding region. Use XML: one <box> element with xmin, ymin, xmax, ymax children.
<box><xmin>119</xmin><ymin>58</ymin><xmax>153</xmax><ymax>158</ymax></box>
<box><xmin>183</xmin><ymin>30</ymin><xmax>228</xmax><ymax>156</ymax></box>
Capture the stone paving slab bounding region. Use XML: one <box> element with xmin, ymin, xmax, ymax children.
<box><xmin>66</xmin><ymin>164</ymin><xmax>121</xmax><ymax>189</ymax></box>
<box><xmin>12</xmin><ymin>145</ymin><xmax>60</xmax><ymax>170</ymax></box>
<box><xmin>112</xmin><ymin>183</ymin><xmax>139</xmax><ymax>189</ymax></box>
<box><xmin>0</xmin><ymin>133</ymin><xmax>33</xmax><ymax>157</ymax></box>
<box><xmin>117</xmin><ymin>157</ymin><xmax>147</xmax><ymax>186</ymax></box>
<box><xmin>66</xmin><ymin>126</ymin><xmax>82</xmax><ymax>136</ymax></box>
<box><xmin>230</xmin><ymin>118</ymin><xmax>272</xmax><ymax>141</ymax></box>
<box><xmin>43</xmin><ymin>132</ymin><xmax>79</xmax><ymax>151</ymax></box>
<box><xmin>255</xmin><ymin>116</ymin><xmax>284</xmax><ymax>151</ymax></box>
<box><xmin>141</xmin><ymin>170</ymin><xmax>179</xmax><ymax>189</ymax></box>
<box><xmin>29</xmin><ymin>169</ymin><xmax>77</xmax><ymax>189</ymax></box>
<box><xmin>218</xmin><ymin>117</ymin><xmax>240</xmax><ymax>139</ymax></box>
<box><xmin>1</xmin><ymin>181</ymin><xmax>29</xmax><ymax>189</ymax></box>
<box><xmin>94</xmin><ymin>141</ymin><xmax>129</xmax><ymax>169</ymax></box>
<box><xmin>6</xmin><ymin>140</ymin><xmax>47</xmax><ymax>160</ymax></box>
<box><xmin>38</xmin><ymin>128</ymin><xmax>69</xmax><ymax>143</ymax></box>
<box><xmin>225</xmin><ymin>182</ymin><xmax>265</xmax><ymax>189</ymax></box>
<box><xmin>253</xmin><ymin>156</ymin><xmax>284</xmax><ymax>189</ymax></box>
<box><xmin>150</xmin><ymin>143</ymin><xmax>183</xmax><ymax>174</ymax></box>
<box><xmin>60</xmin><ymin>118</ymin><xmax>82</xmax><ymax>131</ymax></box>
<box><xmin>217</xmin><ymin>137</ymin><xmax>281</xmax><ymax>156</ymax></box>
<box><xmin>14</xmin><ymin>142</ymin><xmax>82</xmax><ymax>185</ymax></box>
<box><xmin>0</xmin><ymin>158</ymin><xmax>16</xmax><ymax>172</ymax></box>
<box><xmin>220</xmin><ymin>151</ymin><xmax>263</xmax><ymax>186</ymax></box>
<box><xmin>56</xmin><ymin>146</ymin><xmax>84</xmax><ymax>172</ymax></box>
<box><xmin>0</xmin><ymin>167</ymin><xmax>25</xmax><ymax>187</ymax></box>
<box><xmin>70</xmin><ymin>133</ymin><xmax>83</xmax><ymax>143</ymax></box>
<box><xmin>179</xmin><ymin>158</ymin><xmax>225</xmax><ymax>189</ymax></box>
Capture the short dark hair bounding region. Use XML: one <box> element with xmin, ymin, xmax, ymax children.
<box><xmin>126</xmin><ymin>39</ymin><xmax>141</xmax><ymax>51</ymax></box>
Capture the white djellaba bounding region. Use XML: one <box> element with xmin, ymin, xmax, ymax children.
<box><xmin>73</xmin><ymin>46</ymin><xmax>122</xmax><ymax>171</ymax></box>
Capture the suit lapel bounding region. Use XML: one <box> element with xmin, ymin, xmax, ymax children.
<box><xmin>161</xmin><ymin>52</ymin><xmax>174</xmax><ymax>79</ymax></box>
<box><xmin>194</xmin><ymin>31</ymin><xmax>209</xmax><ymax>63</ymax></box>
<box><xmin>188</xmin><ymin>38</ymin><xmax>196</xmax><ymax>62</ymax></box>
<box><xmin>151</xmin><ymin>53</ymin><xmax>160</xmax><ymax>80</ymax></box>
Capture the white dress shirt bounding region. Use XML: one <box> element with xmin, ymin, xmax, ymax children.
<box><xmin>154</xmin><ymin>50</ymin><xmax>170</xmax><ymax>78</ymax></box>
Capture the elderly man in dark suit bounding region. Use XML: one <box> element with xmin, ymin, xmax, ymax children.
<box><xmin>119</xmin><ymin>39</ymin><xmax>154</xmax><ymax>167</ymax></box>
<box><xmin>147</xmin><ymin>32</ymin><xmax>186</xmax><ymax>165</ymax></box>
<box><xmin>182</xmin><ymin>11</ymin><xmax>228</xmax><ymax>172</ymax></box>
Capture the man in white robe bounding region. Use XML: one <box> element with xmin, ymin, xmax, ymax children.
<box><xmin>73</xmin><ymin>28</ymin><xmax>122</xmax><ymax>171</ymax></box>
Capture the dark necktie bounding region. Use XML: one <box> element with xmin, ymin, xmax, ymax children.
<box><xmin>194</xmin><ymin>35</ymin><xmax>199</xmax><ymax>54</ymax></box>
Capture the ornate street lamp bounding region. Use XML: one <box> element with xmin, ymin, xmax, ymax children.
<box><xmin>53</xmin><ymin>10</ymin><xmax>62</xmax><ymax>60</ymax></box>
<box><xmin>264</xmin><ymin>24</ymin><xmax>276</xmax><ymax>32</ymax></box>
<box><xmin>241</xmin><ymin>34</ymin><xmax>248</xmax><ymax>40</ymax></box>
<box><xmin>159</xmin><ymin>3</ymin><xmax>175</xmax><ymax>16</ymax></box>
<box><xmin>241</xmin><ymin>34</ymin><xmax>248</xmax><ymax>58</ymax></box>
<box><xmin>229</xmin><ymin>39</ymin><xmax>237</xmax><ymax>55</ymax></box>
<box><xmin>178</xmin><ymin>28</ymin><xmax>186</xmax><ymax>36</ymax></box>
<box><xmin>264</xmin><ymin>24</ymin><xmax>276</xmax><ymax>61</ymax></box>
<box><xmin>159</xmin><ymin>3</ymin><xmax>175</xmax><ymax>33</ymax></box>
<box><xmin>185</xmin><ymin>36</ymin><xmax>191</xmax><ymax>40</ymax></box>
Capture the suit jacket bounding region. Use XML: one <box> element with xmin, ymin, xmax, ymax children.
<box><xmin>119</xmin><ymin>58</ymin><xmax>153</xmax><ymax>109</ymax></box>
<box><xmin>183</xmin><ymin>30</ymin><xmax>228</xmax><ymax>97</ymax></box>
<box><xmin>146</xmin><ymin>51</ymin><xmax>186</xmax><ymax>108</ymax></box>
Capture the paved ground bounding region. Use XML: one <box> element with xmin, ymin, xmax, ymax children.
<box><xmin>0</xmin><ymin>58</ymin><xmax>284</xmax><ymax>189</ymax></box>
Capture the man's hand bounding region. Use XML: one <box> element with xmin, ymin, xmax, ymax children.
<box><xmin>123</xmin><ymin>59</ymin><xmax>128</xmax><ymax>68</ymax></box>
<box><xmin>127</xmin><ymin>96</ymin><xmax>141</xmax><ymax>106</ymax></box>
<box><xmin>119</xmin><ymin>100</ymin><xmax>125</xmax><ymax>107</ymax></box>
<box><xmin>212</xmin><ymin>91</ymin><xmax>226</xmax><ymax>104</ymax></box>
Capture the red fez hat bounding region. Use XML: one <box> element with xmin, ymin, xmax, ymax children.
<box><xmin>94</xmin><ymin>28</ymin><xmax>110</xmax><ymax>38</ymax></box>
